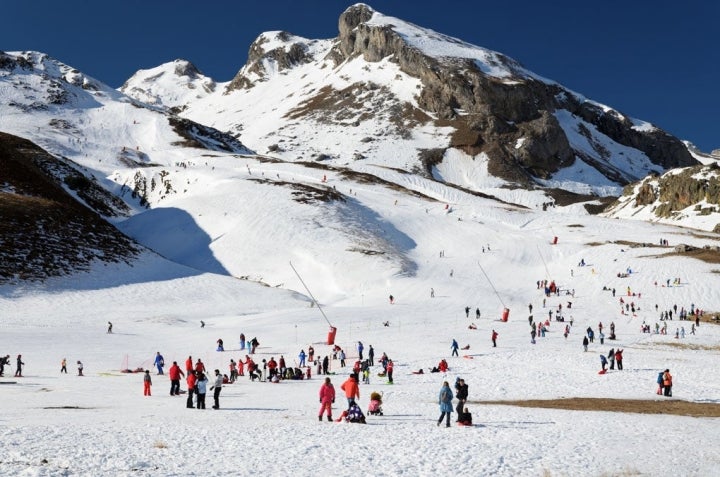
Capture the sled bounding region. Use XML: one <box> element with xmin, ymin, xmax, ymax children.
<box><xmin>463</xmin><ymin>355</ymin><xmax>474</xmax><ymax>359</ymax></box>
<box><xmin>598</xmin><ymin>369</ymin><xmax>607</xmax><ymax>375</ymax></box>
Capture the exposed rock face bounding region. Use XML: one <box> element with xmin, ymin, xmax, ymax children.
<box><xmin>323</xmin><ymin>4</ymin><xmax>697</xmax><ymax>186</ymax></box>
<box><xmin>0</xmin><ymin>132</ymin><xmax>140</xmax><ymax>283</ymax></box>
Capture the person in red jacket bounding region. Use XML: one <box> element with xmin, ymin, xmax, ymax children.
<box><xmin>386</xmin><ymin>359</ymin><xmax>394</xmax><ymax>384</ymax></box>
<box><xmin>340</xmin><ymin>374</ymin><xmax>360</xmax><ymax>408</ymax></box>
<box><xmin>185</xmin><ymin>356</ymin><xmax>193</xmax><ymax>374</ymax></box>
<box><xmin>491</xmin><ymin>330</ymin><xmax>499</xmax><ymax>348</ymax></box>
<box><xmin>267</xmin><ymin>357</ymin><xmax>278</xmax><ymax>380</ymax></box>
<box><xmin>318</xmin><ymin>377</ymin><xmax>336</xmax><ymax>421</ymax></box>
<box><xmin>168</xmin><ymin>361</ymin><xmax>185</xmax><ymax>396</ymax></box>
<box><xmin>186</xmin><ymin>370</ymin><xmax>197</xmax><ymax>408</ymax></box>
<box><xmin>195</xmin><ymin>359</ymin><xmax>206</xmax><ymax>375</ymax></box>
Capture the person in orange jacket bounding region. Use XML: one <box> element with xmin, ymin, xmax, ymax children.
<box><xmin>340</xmin><ymin>374</ymin><xmax>360</xmax><ymax>408</ymax></box>
<box><xmin>318</xmin><ymin>377</ymin><xmax>336</xmax><ymax>421</ymax></box>
<box><xmin>185</xmin><ymin>356</ymin><xmax>193</xmax><ymax>374</ymax></box>
<box><xmin>186</xmin><ymin>370</ymin><xmax>197</xmax><ymax>408</ymax></box>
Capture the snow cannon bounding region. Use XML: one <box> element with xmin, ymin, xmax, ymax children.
<box><xmin>501</xmin><ymin>308</ymin><xmax>510</xmax><ymax>322</ymax></box>
<box><xmin>327</xmin><ymin>326</ymin><xmax>337</xmax><ymax>345</ymax></box>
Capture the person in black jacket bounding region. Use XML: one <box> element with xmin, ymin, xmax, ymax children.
<box><xmin>454</xmin><ymin>378</ymin><xmax>468</xmax><ymax>420</ymax></box>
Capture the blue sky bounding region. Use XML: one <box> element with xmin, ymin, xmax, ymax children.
<box><xmin>2</xmin><ymin>1</ymin><xmax>717</xmax><ymax>151</ymax></box>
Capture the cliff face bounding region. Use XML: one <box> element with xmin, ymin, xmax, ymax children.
<box><xmin>169</xmin><ymin>4</ymin><xmax>698</xmax><ymax>200</ymax></box>
<box><xmin>322</xmin><ymin>4</ymin><xmax>696</xmax><ymax>186</ymax></box>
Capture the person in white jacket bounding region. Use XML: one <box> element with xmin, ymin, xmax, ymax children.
<box><xmin>210</xmin><ymin>369</ymin><xmax>223</xmax><ymax>409</ymax></box>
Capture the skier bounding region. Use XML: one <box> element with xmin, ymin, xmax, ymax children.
<box><xmin>154</xmin><ymin>352</ymin><xmax>165</xmax><ymax>375</ymax></box>
<box><xmin>451</xmin><ymin>339</ymin><xmax>459</xmax><ymax>357</ymax></box>
<box><xmin>143</xmin><ymin>370</ymin><xmax>152</xmax><ymax>396</ymax></box>
<box><xmin>491</xmin><ymin>330</ymin><xmax>498</xmax><ymax>348</ymax></box>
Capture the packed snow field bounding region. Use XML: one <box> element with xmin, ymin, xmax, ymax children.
<box><xmin>2</xmin><ymin>206</ymin><xmax>720</xmax><ymax>476</ymax></box>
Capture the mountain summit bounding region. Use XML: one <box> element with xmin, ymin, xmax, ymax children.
<box><xmin>124</xmin><ymin>3</ymin><xmax>696</xmax><ymax>201</ymax></box>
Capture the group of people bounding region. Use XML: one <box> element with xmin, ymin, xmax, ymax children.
<box><xmin>437</xmin><ymin>378</ymin><xmax>472</xmax><ymax>427</ymax></box>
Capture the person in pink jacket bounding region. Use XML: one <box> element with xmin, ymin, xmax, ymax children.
<box><xmin>318</xmin><ymin>377</ymin><xmax>336</xmax><ymax>421</ymax></box>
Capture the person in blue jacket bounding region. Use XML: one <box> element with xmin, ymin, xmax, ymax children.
<box><xmin>154</xmin><ymin>352</ymin><xmax>165</xmax><ymax>375</ymax></box>
<box><xmin>357</xmin><ymin>341</ymin><xmax>364</xmax><ymax>361</ymax></box>
<box><xmin>299</xmin><ymin>349</ymin><xmax>306</xmax><ymax>367</ymax></box>
<box><xmin>451</xmin><ymin>339</ymin><xmax>459</xmax><ymax>357</ymax></box>
<box><xmin>437</xmin><ymin>381</ymin><xmax>454</xmax><ymax>427</ymax></box>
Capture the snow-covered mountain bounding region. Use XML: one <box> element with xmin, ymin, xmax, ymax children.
<box><xmin>123</xmin><ymin>3</ymin><xmax>697</xmax><ymax>202</ymax></box>
<box><xmin>1</xmin><ymin>4</ymin><xmax>719</xmax><ymax>289</ymax></box>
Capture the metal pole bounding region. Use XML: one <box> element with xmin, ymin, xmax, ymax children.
<box><xmin>289</xmin><ymin>261</ymin><xmax>333</xmax><ymax>327</ymax></box>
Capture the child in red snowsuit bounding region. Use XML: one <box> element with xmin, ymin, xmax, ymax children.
<box><xmin>318</xmin><ymin>377</ymin><xmax>335</xmax><ymax>421</ymax></box>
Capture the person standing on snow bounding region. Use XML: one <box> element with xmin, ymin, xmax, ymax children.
<box><xmin>168</xmin><ymin>361</ymin><xmax>185</xmax><ymax>396</ymax></box>
<box><xmin>14</xmin><ymin>355</ymin><xmax>24</xmax><ymax>377</ymax></box>
<box><xmin>437</xmin><ymin>381</ymin><xmax>454</xmax><ymax>427</ymax></box>
<box><xmin>600</xmin><ymin>355</ymin><xmax>608</xmax><ymax>372</ymax></box>
<box><xmin>357</xmin><ymin>341</ymin><xmax>364</xmax><ymax>361</ymax></box>
<box><xmin>340</xmin><ymin>374</ymin><xmax>360</xmax><ymax>408</ymax></box>
<box><xmin>614</xmin><ymin>349</ymin><xmax>624</xmax><ymax>370</ymax></box>
<box><xmin>154</xmin><ymin>352</ymin><xmax>165</xmax><ymax>375</ymax></box>
<box><xmin>143</xmin><ymin>370</ymin><xmax>152</xmax><ymax>396</ymax></box>
<box><xmin>299</xmin><ymin>349</ymin><xmax>307</xmax><ymax>367</ymax></box>
<box><xmin>491</xmin><ymin>330</ymin><xmax>498</xmax><ymax>347</ymax></box>
<box><xmin>77</xmin><ymin>360</ymin><xmax>84</xmax><ymax>376</ymax></box>
<box><xmin>210</xmin><ymin>369</ymin><xmax>223</xmax><ymax>409</ymax></box>
<box><xmin>186</xmin><ymin>371</ymin><xmax>197</xmax><ymax>408</ymax></box>
<box><xmin>582</xmin><ymin>336</ymin><xmax>589</xmax><ymax>352</ymax></box>
<box><xmin>61</xmin><ymin>358</ymin><xmax>67</xmax><ymax>374</ymax></box>
<box><xmin>451</xmin><ymin>339</ymin><xmax>459</xmax><ymax>357</ymax></box>
<box><xmin>454</xmin><ymin>378</ymin><xmax>468</xmax><ymax>419</ymax></box>
<box><xmin>465</xmin><ymin>306</ymin><xmax>470</xmax><ymax>318</ymax></box>
<box><xmin>386</xmin><ymin>359</ymin><xmax>394</xmax><ymax>384</ymax></box>
<box><xmin>107</xmin><ymin>321</ymin><xmax>113</xmax><ymax>333</ymax></box>
<box><xmin>196</xmin><ymin>373</ymin><xmax>208</xmax><ymax>409</ymax></box>
<box><xmin>318</xmin><ymin>377</ymin><xmax>336</xmax><ymax>421</ymax></box>
<box><xmin>662</xmin><ymin>369</ymin><xmax>673</xmax><ymax>396</ymax></box>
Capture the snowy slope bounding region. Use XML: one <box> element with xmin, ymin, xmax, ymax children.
<box><xmin>2</xmin><ymin>186</ymin><xmax>720</xmax><ymax>476</ymax></box>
